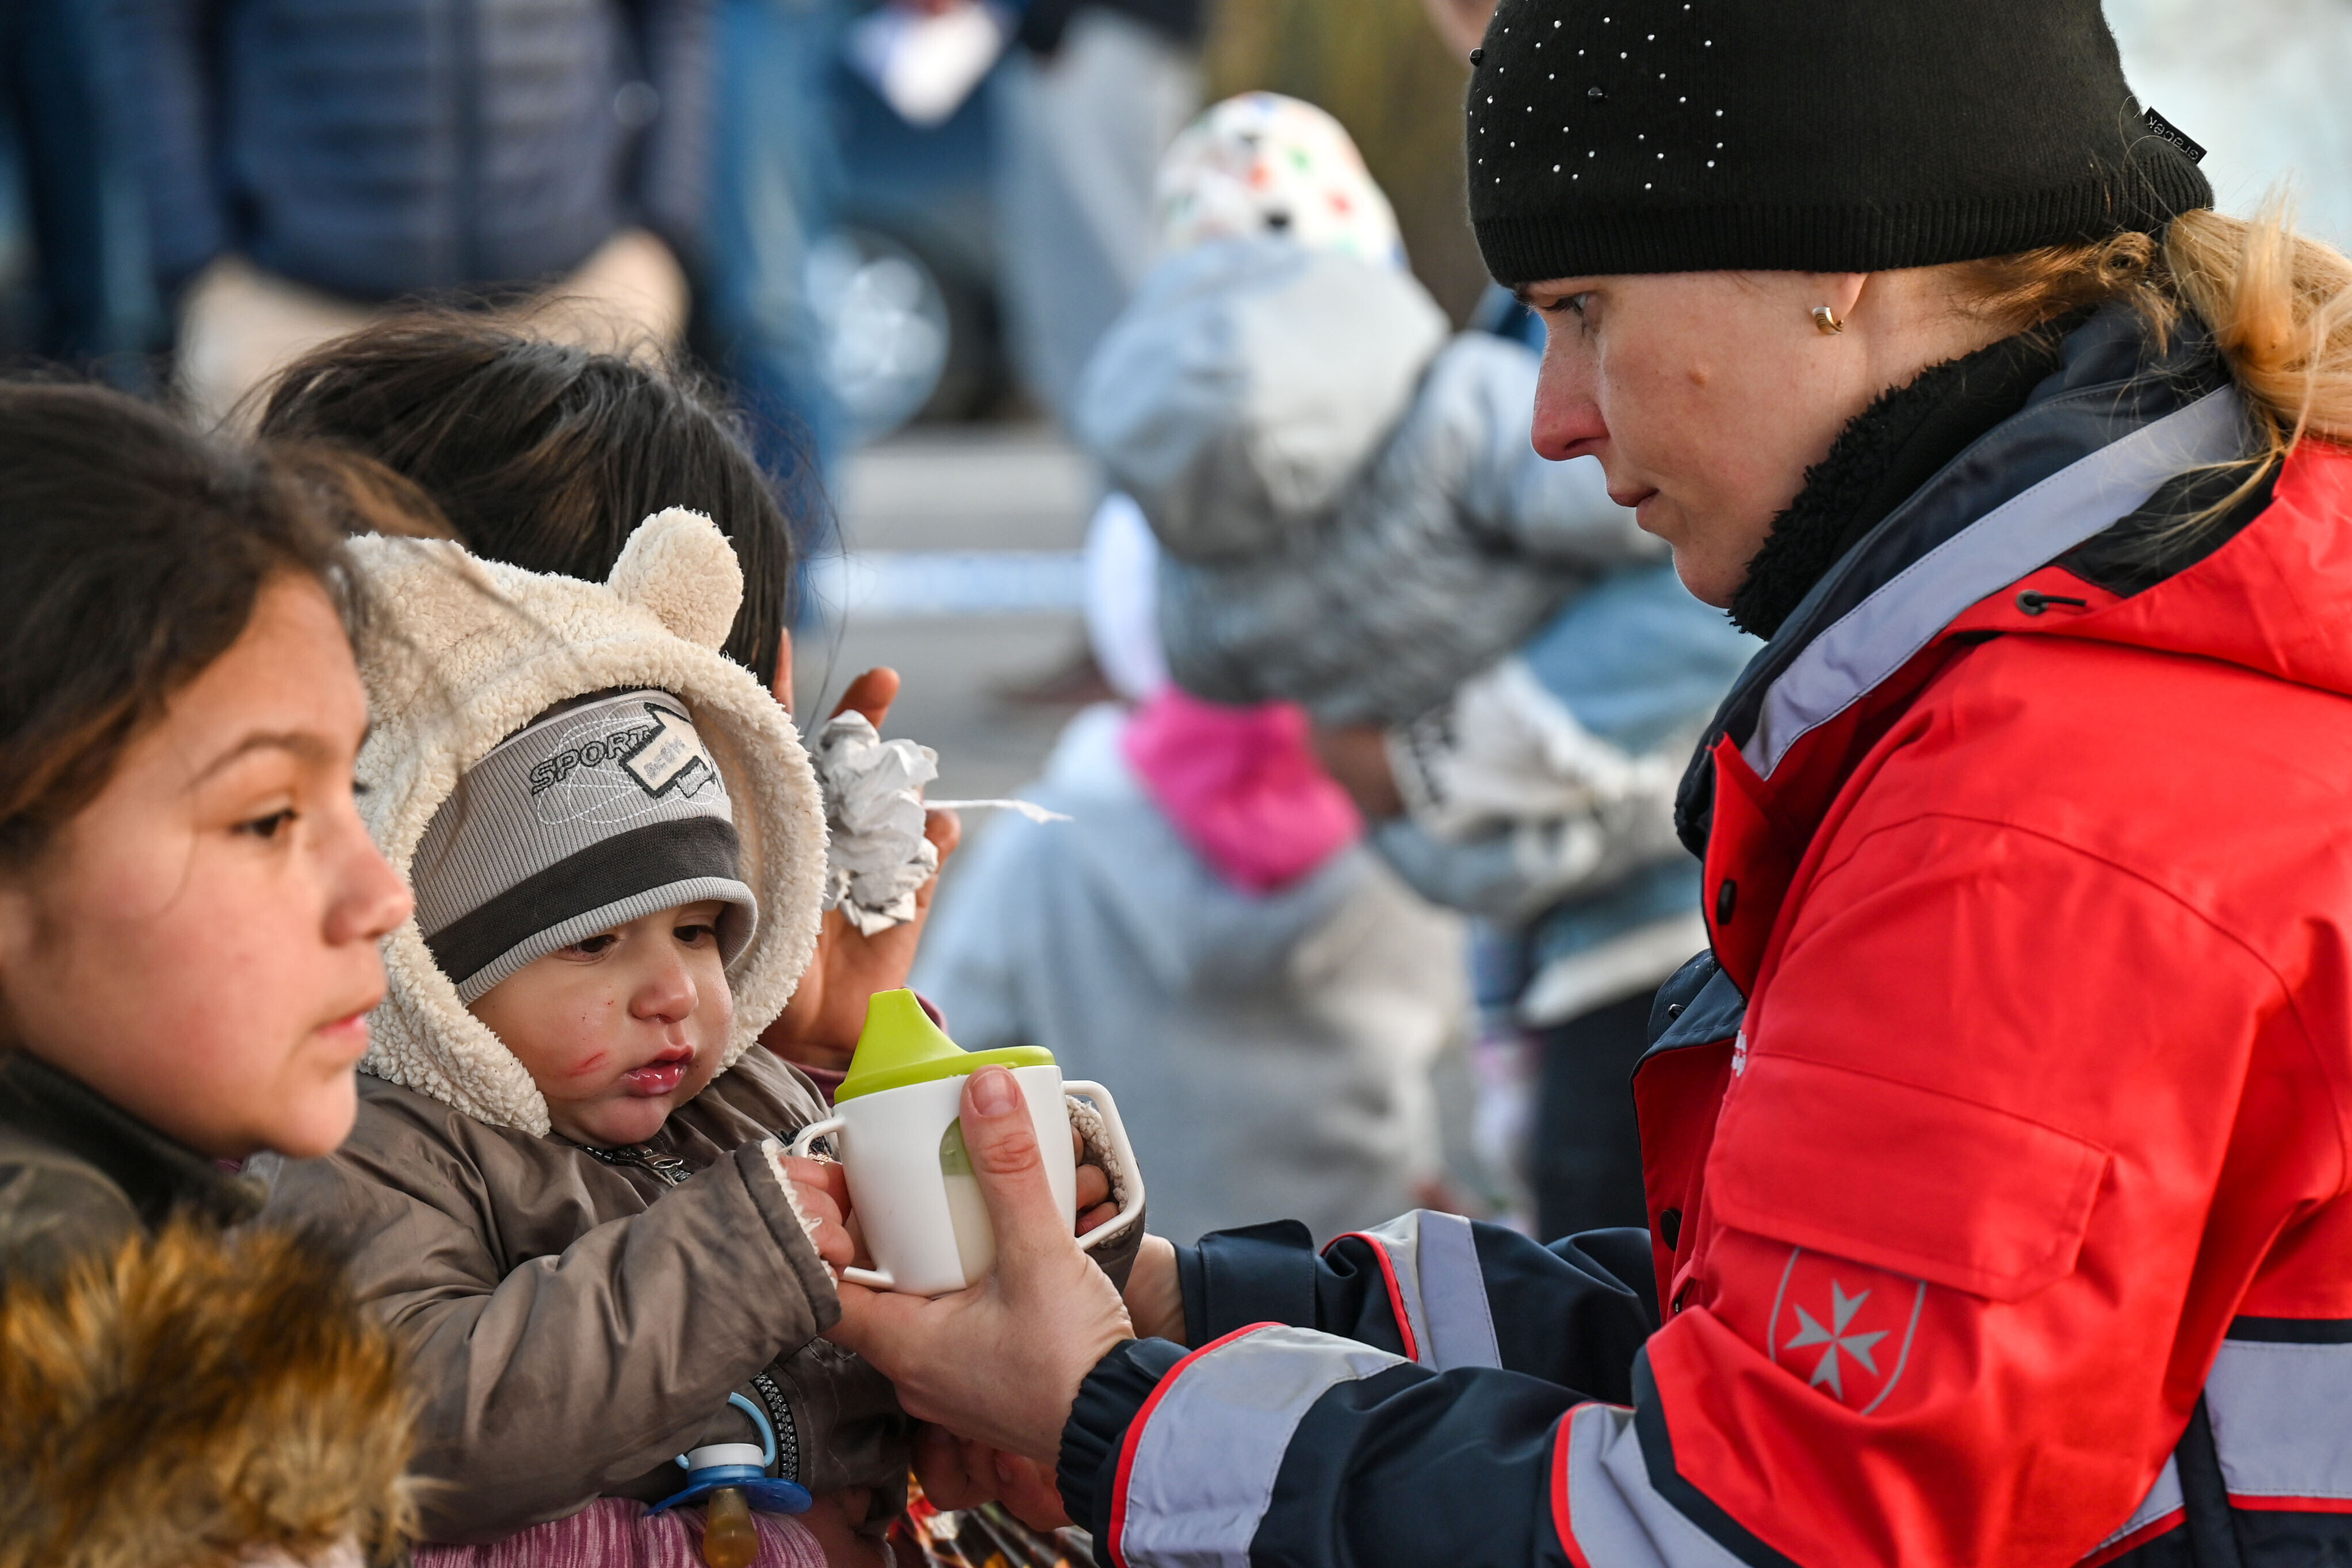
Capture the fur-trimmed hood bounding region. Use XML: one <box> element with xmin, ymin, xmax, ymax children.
<box><xmin>350</xmin><ymin>509</ymin><xmax>827</xmax><ymax>1137</ymax></box>
<box><xmin>0</xmin><ymin>1221</ymin><xmax>414</xmax><ymax>1568</ymax></box>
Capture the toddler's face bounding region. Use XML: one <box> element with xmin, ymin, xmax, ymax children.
<box><xmin>469</xmin><ymin>900</ymin><xmax>733</xmax><ymax>1147</ymax></box>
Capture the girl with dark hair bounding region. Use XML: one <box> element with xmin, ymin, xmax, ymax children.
<box><xmin>254</xmin><ymin>317</ymin><xmax>806</xmax><ymax>687</ymax></box>
<box><xmin>0</xmin><ymin>382</ymin><xmax>418</xmax><ymax>1564</ymax></box>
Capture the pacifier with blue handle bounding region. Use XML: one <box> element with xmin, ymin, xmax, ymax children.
<box><xmin>650</xmin><ymin>1391</ymin><xmax>813</xmax><ymax>1517</ymax></box>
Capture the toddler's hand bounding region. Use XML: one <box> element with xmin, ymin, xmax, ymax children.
<box><xmin>914</xmin><ymin>1424</ymin><xmax>1074</xmax><ymax>1532</ymax></box>
<box><xmin>781</xmin><ymin>1154</ymin><xmax>860</xmax><ymax>1273</ymax></box>
<box><xmin>1072</xmin><ymin>1125</ymin><xmax>1115</xmax><ymax>1237</ymax></box>
<box><xmin>1123</xmin><ymin>1234</ymin><xmax>1186</xmax><ymax>1343</ymax></box>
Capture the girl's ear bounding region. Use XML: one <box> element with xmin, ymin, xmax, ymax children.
<box><xmin>772</xmin><ymin>628</ymin><xmax>794</xmax><ymax>716</ymax></box>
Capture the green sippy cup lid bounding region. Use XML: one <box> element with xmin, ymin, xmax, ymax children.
<box><xmin>831</xmin><ymin>989</ymin><xmax>1054</xmax><ymax>1103</ymax></box>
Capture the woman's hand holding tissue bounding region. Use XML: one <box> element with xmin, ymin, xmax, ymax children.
<box><xmin>762</xmin><ymin>640</ymin><xmax>962</xmax><ymax>1065</ymax></box>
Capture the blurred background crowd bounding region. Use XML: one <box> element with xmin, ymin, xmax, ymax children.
<box><xmin>3</xmin><ymin>0</ymin><xmax>2346</xmax><ymax>1245</ymax></box>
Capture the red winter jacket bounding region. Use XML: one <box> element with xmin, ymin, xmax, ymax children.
<box><xmin>1058</xmin><ymin>310</ymin><xmax>2352</xmax><ymax>1568</ymax></box>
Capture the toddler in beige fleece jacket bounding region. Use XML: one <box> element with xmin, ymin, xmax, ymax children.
<box><xmin>267</xmin><ymin>513</ymin><xmax>897</xmax><ymax>1567</ymax></box>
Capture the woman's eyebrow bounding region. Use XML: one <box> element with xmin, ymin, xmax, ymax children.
<box><xmin>193</xmin><ymin>731</ymin><xmax>332</xmax><ymax>783</ymax></box>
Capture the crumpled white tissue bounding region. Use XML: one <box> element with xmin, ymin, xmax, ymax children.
<box><xmin>804</xmin><ymin>710</ymin><xmax>1072</xmax><ymax>931</ymax></box>
<box><xmin>809</xmin><ymin>714</ymin><xmax>1076</xmax><ymax>936</ymax></box>
<box><xmin>812</xmin><ymin>712</ymin><xmax>942</xmax><ymax>936</ymax></box>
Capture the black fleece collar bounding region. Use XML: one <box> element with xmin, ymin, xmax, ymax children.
<box><xmin>0</xmin><ymin>1051</ymin><xmax>263</xmax><ymax>1232</ymax></box>
<box><xmin>1674</xmin><ymin>304</ymin><xmax>2236</xmax><ymax>857</ymax></box>
<box><xmin>1730</xmin><ymin>325</ymin><xmax>2075</xmax><ymax>638</ymax></box>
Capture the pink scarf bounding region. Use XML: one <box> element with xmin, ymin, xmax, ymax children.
<box><xmin>1119</xmin><ymin>688</ymin><xmax>1362</xmax><ymax>894</ymax></box>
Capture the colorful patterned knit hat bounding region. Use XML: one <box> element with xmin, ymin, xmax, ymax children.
<box><xmin>1156</xmin><ymin>92</ymin><xmax>1406</xmax><ymax>270</ymax></box>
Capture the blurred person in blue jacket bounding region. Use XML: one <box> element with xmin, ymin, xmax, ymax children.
<box><xmin>1079</xmin><ymin>91</ymin><xmax>1757</xmax><ymax>1240</ymax></box>
<box><xmin>100</xmin><ymin>0</ymin><xmax>716</xmax><ymax>424</ymax></box>
<box><xmin>700</xmin><ymin>0</ymin><xmax>1197</xmax><ymax>486</ymax></box>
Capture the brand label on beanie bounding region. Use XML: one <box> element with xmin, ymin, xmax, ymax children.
<box><xmin>623</xmin><ymin>706</ymin><xmax>718</xmax><ymax>798</ymax></box>
<box><xmin>2141</xmin><ymin>106</ymin><xmax>2206</xmax><ymax>165</ymax></box>
<box><xmin>522</xmin><ymin>699</ymin><xmax>725</xmax><ymax>832</ymax></box>
<box><xmin>526</xmin><ymin>702</ymin><xmax>718</xmax><ymax>802</ymax></box>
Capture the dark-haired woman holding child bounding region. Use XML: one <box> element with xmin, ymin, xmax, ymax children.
<box><xmin>245</xmin><ymin>319</ymin><xmax>1129</xmax><ymax>1568</ymax></box>
<box><xmin>253</xmin><ymin>315</ymin><xmax>960</xmax><ymax>1080</ymax></box>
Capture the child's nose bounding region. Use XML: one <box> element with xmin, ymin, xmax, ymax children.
<box><xmin>630</xmin><ymin>949</ymin><xmax>698</xmax><ymax>1024</ymax></box>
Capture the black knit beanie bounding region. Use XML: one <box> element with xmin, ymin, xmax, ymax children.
<box><xmin>1467</xmin><ymin>0</ymin><xmax>2213</xmax><ymax>285</ymax></box>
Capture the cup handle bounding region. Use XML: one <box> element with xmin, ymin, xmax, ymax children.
<box><xmin>783</xmin><ymin>1119</ymin><xmax>898</xmax><ymax>1291</ymax></box>
<box><xmin>1063</xmin><ymin>1080</ymin><xmax>1147</xmax><ymax>1253</ymax></box>
<box><xmin>786</xmin><ymin>1117</ymin><xmax>845</xmax><ymax>1160</ymax></box>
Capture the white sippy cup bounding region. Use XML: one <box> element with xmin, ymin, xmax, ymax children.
<box><xmin>789</xmin><ymin>989</ymin><xmax>1143</xmax><ymax>1296</ymax></box>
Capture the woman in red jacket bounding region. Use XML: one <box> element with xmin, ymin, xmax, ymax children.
<box><xmin>819</xmin><ymin>2</ymin><xmax>2352</xmax><ymax>1564</ymax></box>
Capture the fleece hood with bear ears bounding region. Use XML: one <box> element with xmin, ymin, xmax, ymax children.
<box><xmin>349</xmin><ymin>510</ymin><xmax>827</xmax><ymax>1138</ymax></box>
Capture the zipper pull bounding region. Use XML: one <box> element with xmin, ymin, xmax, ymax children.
<box><xmin>634</xmin><ymin>1148</ymin><xmax>693</xmax><ymax>1187</ymax></box>
<box><xmin>2015</xmin><ymin>590</ymin><xmax>2090</xmax><ymax>617</ymax></box>
<box><xmin>605</xmin><ymin>1144</ymin><xmax>693</xmax><ymax>1187</ymax></box>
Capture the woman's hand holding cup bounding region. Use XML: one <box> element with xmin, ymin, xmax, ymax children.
<box><xmin>793</xmin><ymin>1119</ymin><xmax>1114</xmax><ymax>1272</ymax></box>
<box><xmin>823</xmin><ymin>1065</ymin><xmax>1135</xmax><ymax>1462</ymax></box>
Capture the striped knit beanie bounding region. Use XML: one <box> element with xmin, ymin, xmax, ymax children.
<box><xmin>412</xmin><ymin>689</ymin><xmax>757</xmax><ymax>1004</ymax></box>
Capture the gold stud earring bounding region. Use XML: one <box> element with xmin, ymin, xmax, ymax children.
<box><xmin>1812</xmin><ymin>305</ymin><xmax>1845</xmax><ymax>335</ymax></box>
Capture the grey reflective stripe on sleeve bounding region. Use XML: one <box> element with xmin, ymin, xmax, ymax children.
<box><xmin>1743</xmin><ymin>387</ymin><xmax>2245</xmax><ymax>779</ymax></box>
<box><xmin>1353</xmin><ymin>1210</ymin><xmax>1504</xmax><ymax>1372</ymax></box>
<box><xmin>1117</xmin><ymin>1325</ymin><xmax>1409</xmax><ymax>1568</ymax></box>
<box><xmin>2205</xmin><ymin>1338</ymin><xmax>2352</xmax><ymax>1504</ymax></box>
<box><xmin>1556</xmin><ymin>1402</ymin><xmax>1754</xmax><ymax>1568</ymax></box>
<box><xmin>2082</xmin><ymin>1456</ymin><xmax>2183</xmax><ymax>1561</ymax></box>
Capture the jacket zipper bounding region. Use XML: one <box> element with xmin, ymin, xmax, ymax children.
<box><xmin>579</xmin><ymin>1142</ymin><xmax>694</xmax><ymax>1188</ymax></box>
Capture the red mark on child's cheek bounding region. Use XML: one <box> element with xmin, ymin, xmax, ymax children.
<box><xmin>565</xmin><ymin>1049</ymin><xmax>611</xmax><ymax>1080</ymax></box>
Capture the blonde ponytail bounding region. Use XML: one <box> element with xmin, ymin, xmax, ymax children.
<box><xmin>2166</xmin><ymin>205</ymin><xmax>2352</xmax><ymax>465</ymax></box>
<box><xmin>1946</xmin><ymin>199</ymin><xmax>2352</xmax><ymax>549</ymax></box>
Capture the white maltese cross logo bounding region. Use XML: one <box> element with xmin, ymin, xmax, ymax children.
<box><xmin>1769</xmin><ymin>1247</ymin><xmax>1928</xmax><ymax>1413</ymax></box>
<box><xmin>1784</xmin><ymin>1280</ymin><xmax>1887</xmax><ymax>1400</ymax></box>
